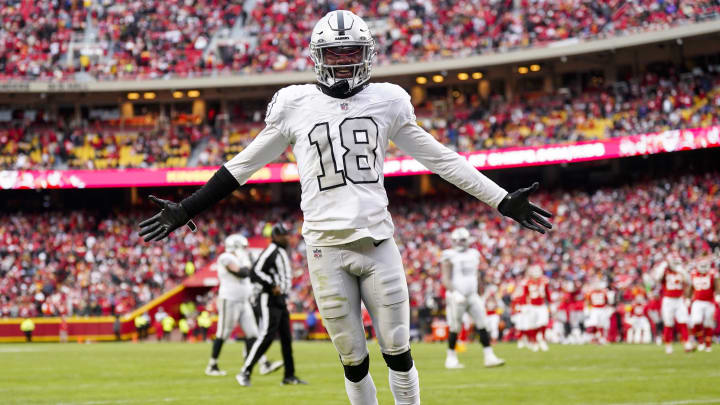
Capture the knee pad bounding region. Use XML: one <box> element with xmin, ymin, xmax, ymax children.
<box><xmin>343</xmin><ymin>355</ymin><xmax>370</xmax><ymax>383</ymax></box>
<box><xmin>383</xmin><ymin>349</ymin><xmax>413</xmax><ymax>372</ymax></box>
<box><xmin>388</xmin><ymin>324</ymin><xmax>410</xmax><ymax>350</ymax></box>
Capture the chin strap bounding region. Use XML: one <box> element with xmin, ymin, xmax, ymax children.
<box><xmin>317</xmin><ymin>80</ymin><xmax>368</xmax><ymax>99</ymax></box>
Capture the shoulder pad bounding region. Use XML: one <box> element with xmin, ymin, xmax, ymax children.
<box><xmin>369</xmin><ymin>82</ymin><xmax>410</xmax><ymax>101</ymax></box>
<box><xmin>265</xmin><ymin>85</ymin><xmax>316</xmax><ymax>125</ymax></box>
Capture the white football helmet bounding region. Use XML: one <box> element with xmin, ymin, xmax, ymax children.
<box><xmin>225</xmin><ymin>234</ymin><xmax>248</xmax><ymax>255</ymax></box>
<box><xmin>696</xmin><ymin>259</ymin><xmax>710</xmax><ymax>274</ymax></box>
<box><xmin>309</xmin><ymin>10</ymin><xmax>375</xmax><ymax>91</ymax></box>
<box><xmin>527</xmin><ymin>265</ymin><xmax>542</xmax><ymax>279</ymax></box>
<box><xmin>668</xmin><ymin>254</ymin><xmax>683</xmax><ymax>270</ymax></box>
<box><xmin>450</xmin><ymin>227</ymin><xmax>471</xmax><ymax>250</ymax></box>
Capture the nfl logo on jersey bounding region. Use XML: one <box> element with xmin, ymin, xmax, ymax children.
<box><xmin>340</xmin><ymin>102</ymin><xmax>349</xmax><ymax>111</ymax></box>
<box><xmin>313</xmin><ymin>248</ymin><xmax>322</xmax><ymax>258</ymax></box>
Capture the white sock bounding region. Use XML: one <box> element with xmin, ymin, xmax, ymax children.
<box><xmin>446</xmin><ymin>349</ymin><xmax>456</xmax><ymax>358</ymax></box>
<box><xmin>388</xmin><ymin>365</ymin><xmax>420</xmax><ymax>405</ymax></box>
<box><xmin>208</xmin><ymin>358</ymin><xmax>217</xmax><ymax>366</ymax></box>
<box><xmin>260</xmin><ymin>355</ymin><xmax>268</xmax><ymax>364</ymax></box>
<box><xmin>483</xmin><ymin>347</ymin><xmax>494</xmax><ymax>357</ymax></box>
<box><xmin>344</xmin><ymin>374</ymin><xmax>378</xmax><ymax>405</ymax></box>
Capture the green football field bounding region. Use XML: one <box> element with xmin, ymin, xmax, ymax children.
<box><xmin>2</xmin><ymin>341</ymin><xmax>720</xmax><ymax>405</ymax></box>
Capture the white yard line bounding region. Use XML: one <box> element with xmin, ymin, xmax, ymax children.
<box><xmin>604</xmin><ymin>399</ymin><xmax>720</xmax><ymax>405</ymax></box>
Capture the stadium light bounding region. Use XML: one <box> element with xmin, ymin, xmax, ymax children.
<box><xmin>143</xmin><ymin>92</ymin><xmax>156</xmax><ymax>100</ymax></box>
<box><xmin>518</xmin><ymin>66</ymin><xmax>529</xmax><ymax>74</ymax></box>
<box><xmin>457</xmin><ymin>72</ymin><xmax>469</xmax><ymax>81</ymax></box>
<box><xmin>432</xmin><ymin>74</ymin><xmax>444</xmax><ymax>83</ymax></box>
<box><xmin>172</xmin><ymin>91</ymin><xmax>184</xmax><ymax>99</ymax></box>
<box><xmin>127</xmin><ymin>92</ymin><xmax>140</xmax><ymax>100</ymax></box>
<box><xmin>188</xmin><ymin>90</ymin><xmax>201</xmax><ymax>98</ymax></box>
<box><xmin>471</xmin><ymin>72</ymin><xmax>483</xmax><ymax>80</ymax></box>
<box><xmin>530</xmin><ymin>64</ymin><xmax>541</xmax><ymax>72</ymax></box>
<box><xmin>416</xmin><ymin>76</ymin><xmax>428</xmax><ymax>84</ymax></box>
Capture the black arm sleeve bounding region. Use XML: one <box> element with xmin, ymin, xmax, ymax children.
<box><xmin>179</xmin><ymin>166</ymin><xmax>240</xmax><ymax>218</ymax></box>
<box><xmin>227</xmin><ymin>267</ymin><xmax>250</xmax><ymax>278</ymax></box>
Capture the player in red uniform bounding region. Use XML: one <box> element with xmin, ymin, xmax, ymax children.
<box><xmin>689</xmin><ymin>257</ymin><xmax>719</xmax><ymax>352</ymax></box>
<box><xmin>653</xmin><ymin>255</ymin><xmax>691</xmax><ymax>354</ymax></box>
<box><xmin>522</xmin><ymin>265</ymin><xmax>551</xmax><ymax>351</ymax></box>
<box><xmin>484</xmin><ymin>288</ymin><xmax>501</xmax><ymax>342</ymax></box>
<box><xmin>627</xmin><ymin>293</ymin><xmax>652</xmax><ymax>344</ymax></box>
<box><xmin>585</xmin><ymin>280</ymin><xmax>611</xmax><ymax>344</ymax></box>
<box><xmin>562</xmin><ymin>278</ymin><xmax>585</xmax><ymax>344</ymax></box>
<box><xmin>510</xmin><ymin>283</ymin><xmax>529</xmax><ymax>349</ymax></box>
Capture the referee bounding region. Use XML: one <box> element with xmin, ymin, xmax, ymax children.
<box><xmin>236</xmin><ymin>224</ymin><xmax>307</xmax><ymax>387</ymax></box>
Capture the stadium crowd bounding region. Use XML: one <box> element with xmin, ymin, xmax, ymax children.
<box><xmin>2</xmin><ymin>172</ymin><xmax>718</xmax><ymax>335</ymax></box>
<box><xmin>1</xmin><ymin>0</ymin><xmax>718</xmax><ymax>80</ymax></box>
<box><xmin>2</xmin><ymin>62</ymin><xmax>719</xmax><ymax>170</ymax></box>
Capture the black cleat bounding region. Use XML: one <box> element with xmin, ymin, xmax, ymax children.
<box><xmin>282</xmin><ymin>376</ymin><xmax>308</xmax><ymax>385</ymax></box>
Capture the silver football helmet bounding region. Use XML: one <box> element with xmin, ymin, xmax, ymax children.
<box><xmin>450</xmin><ymin>227</ymin><xmax>471</xmax><ymax>251</ymax></box>
<box><xmin>225</xmin><ymin>234</ymin><xmax>248</xmax><ymax>255</ymax></box>
<box><xmin>309</xmin><ymin>10</ymin><xmax>376</xmax><ymax>91</ymax></box>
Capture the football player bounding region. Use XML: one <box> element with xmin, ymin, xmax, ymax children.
<box><xmin>627</xmin><ymin>293</ymin><xmax>652</xmax><ymax>344</ymax></box>
<box><xmin>484</xmin><ymin>286</ymin><xmax>501</xmax><ymax>342</ymax></box>
<box><xmin>689</xmin><ymin>257</ymin><xmax>718</xmax><ymax>352</ymax></box>
<box><xmin>138</xmin><ymin>10</ymin><xmax>552</xmax><ymax>404</ymax></box>
<box><xmin>653</xmin><ymin>255</ymin><xmax>692</xmax><ymax>353</ymax></box>
<box><xmin>206</xmin><ymin>234</ymin><xmax>282</xmax><ymax>376</ymax></box>
<box><xmin>585</xmin><ymin>279</ymin><xmax>611</xmax><ymax>344</ymax></box>
<box><xmin>510</xmin><ymin>280</ymin><xmax>530</xmax><ymax>349</ymax></box>
<box><xmin>442</xmin><ymin>227</ymin><xmax>505</xmax><ymax>369</ymax></box>
<box><xmin>523</xmin><ymin>265</ymin><xmax>551</xmax><ymax>351</ymax></box>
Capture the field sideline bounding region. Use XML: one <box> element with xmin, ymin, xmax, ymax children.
<box><xmin>2</xmin><ymin>341</ymin><xmax>719</xmax><ymax>405</ymax></box>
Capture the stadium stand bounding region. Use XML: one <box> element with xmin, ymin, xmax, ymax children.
<box><xmin>2</xmin><ymin>61</ymin><xmax>719</xmax><ymax>169</ymax></box>
<box><xmin>0</xmin><ymin>0</ymin><xmax>718</xmax><ymax>81</ymax></box>
<box><xmin>2</xmin><ymin>172</ymin><xmax>718</xmax><ymax>323</ymax></box>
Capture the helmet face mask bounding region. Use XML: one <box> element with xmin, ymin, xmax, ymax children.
<box><xmin>310</xmin><ymin>10</ymin><xmax>375</xmax><ymax>91</ymax></box>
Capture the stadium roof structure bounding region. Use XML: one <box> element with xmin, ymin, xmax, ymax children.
<box><xmin>0</xmin><ymin>19</ymin><xmax>718</xmax><ymax>94</ymax></box>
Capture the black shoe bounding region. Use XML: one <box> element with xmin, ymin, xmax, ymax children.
<box><xmin>235</xmin><ymin>372</ymin><xmax>251</xmax><ymax>387</ymax></box>
<box><xmin>282</xmin><ymin>376</ymin><xmax>308</xmax><ymax>385</ymax></box>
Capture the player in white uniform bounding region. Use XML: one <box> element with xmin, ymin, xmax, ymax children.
<box><xmin>206</xmin><ymin>234</ymin><xmax>282</xmax><ymax>376</ymax></box>
<box><xmin>139</xmin><ymin>10</ymin><xmax>552</xmax><ymax>404</ymax></box>
<box><xmin>442</xmin><ymin>228</ymin><xmax>504</xmax><ymax>369</ymax></box>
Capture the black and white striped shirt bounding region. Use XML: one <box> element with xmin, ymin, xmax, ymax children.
<box><xmin>251</xmin><ymin>242</ymin><xmax>292</xmax><ymax>296</ymax></box>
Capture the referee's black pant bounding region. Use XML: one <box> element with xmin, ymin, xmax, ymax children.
<box><xmin>242</xmin><ymin>292</ymin><xmax>295</xmax><ymax>378</ymax></box>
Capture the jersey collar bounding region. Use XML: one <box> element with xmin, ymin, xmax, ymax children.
<box><xmin>316</xmin><ymin>81</ymin><xmax>368</xmax><ymax>99</ymax></box>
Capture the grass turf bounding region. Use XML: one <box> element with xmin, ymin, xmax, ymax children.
<box><xmin>2</xmin><ymin>341</ymin><xmax>719</xmax><ymax>405</ymax></box>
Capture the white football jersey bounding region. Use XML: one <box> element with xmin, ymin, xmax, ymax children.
<box><xmin>442</xmin><ymin>248</ymin><xmax>481</xmax><ymax>296</ymax></box>
<box><xmin>225</xmin><ymin>83</ymin><xmax>507</xmax><ymax>246</ymax></box>
<box><xmin>217</xmin><ymin>251</ymin><xmax>253</xmax><ymax>301</ymax></box>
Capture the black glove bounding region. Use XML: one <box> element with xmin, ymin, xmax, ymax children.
<box><xmin>138</xmin><ymin>195</ymin><xmax>197</xmax><ymax>242</ymax></box>
<box><xmin>497</xmin><ymin>182</ymin><xmax>553</xmax><ymax>234</ymax></box>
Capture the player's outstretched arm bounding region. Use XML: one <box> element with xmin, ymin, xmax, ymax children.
<box><xmin>138</xmin><ymin>124</ymin><xmax>290</xmax><ymax>242</ymax></box>
<box><xmin>392</xmin><ymin>120</ymin><xmax>552</xmax><ymax>234</ymax></box>
<box><xmin>497</xmin><ymin>182</ymin><xmax>553</xmax><ymax>234</ymax></box>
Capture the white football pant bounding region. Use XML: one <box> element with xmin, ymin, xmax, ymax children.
<box><xmin>306</xmin><ymin>237</ymin><xmax>410</xmax><ymax>366</ymax></box>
